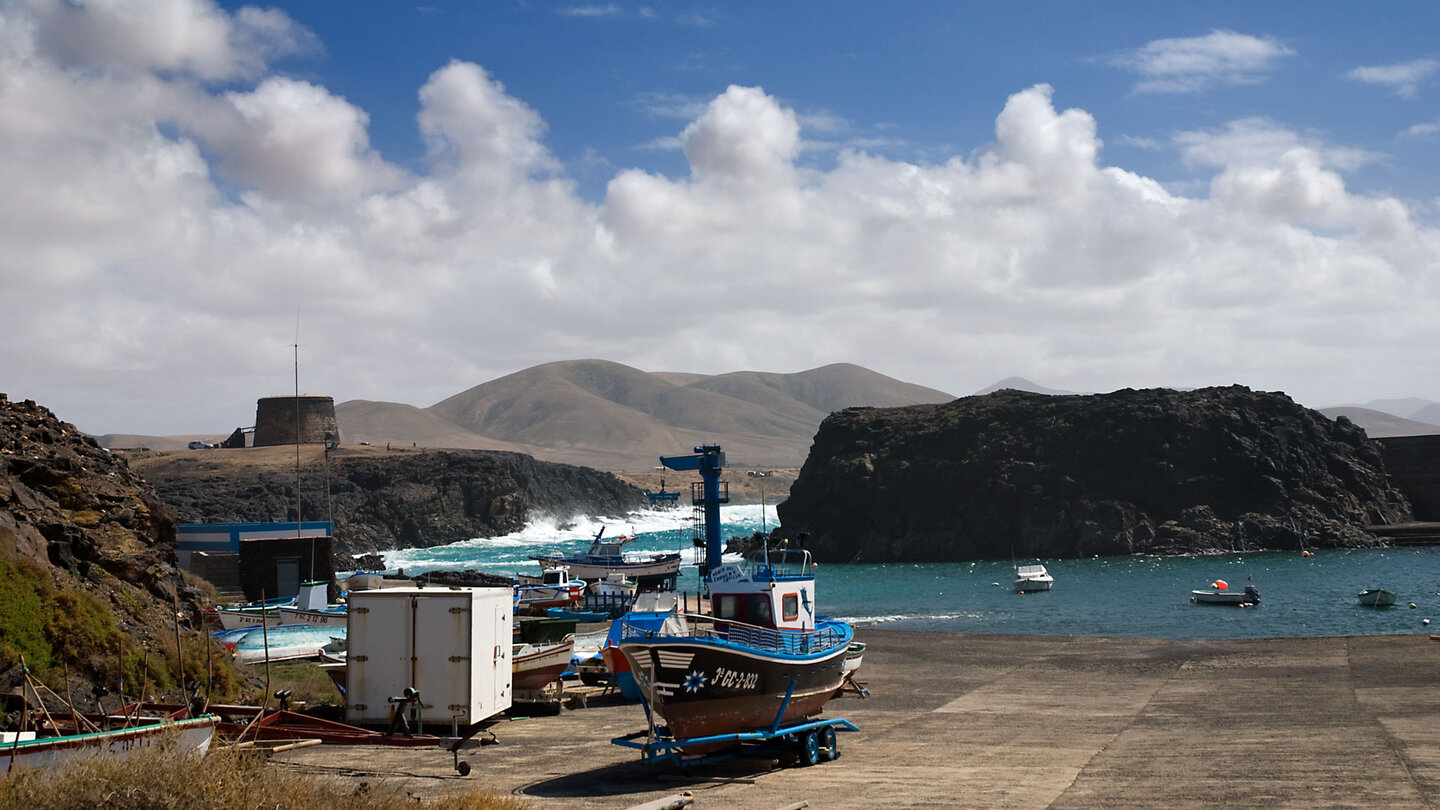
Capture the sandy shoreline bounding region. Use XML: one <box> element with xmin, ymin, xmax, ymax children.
<box><xmin>272</xmin><ymin>629</ymin><xmax>1440</xmax><ymax>808</ymax></box>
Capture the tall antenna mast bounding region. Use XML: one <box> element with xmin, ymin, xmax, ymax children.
<box><xmin>294</xmin><ymin>317</ymin><xmax>302</xmax><ymax>541</ymax></box>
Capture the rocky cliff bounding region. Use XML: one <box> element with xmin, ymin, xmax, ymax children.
<box><xmin>136</xmin><ymin>449</ymin><xmax>647</xmax><ymax>557</ymax></box>
<box><xmin>777</xmin><ymin>386</ymin><xmax>1413</xmax><ymax>562</ymax></box>
<box><xmin>0</xmin><ymin>395</ymin><xmax>215</xmax><ymax>692</ymax></box>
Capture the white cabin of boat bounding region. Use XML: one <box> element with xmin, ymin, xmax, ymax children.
<box><xmin>707</xmin><ymin>548</ymin><xmax>817</xmax><ymax>633</ymax></box>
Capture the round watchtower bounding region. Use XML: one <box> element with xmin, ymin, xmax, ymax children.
<box><xmin>252</xmin><ymin>395</ymin><xmax>338</xmax><ymax>447</ymax></box>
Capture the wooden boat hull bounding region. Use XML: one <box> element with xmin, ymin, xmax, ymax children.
<box><xmin>3</xmin><ymin>715</ymin><xmax>216</xmax><ymax>772</ymax></box>
<box><xmin>619</xmin><ymin>626</ymin><xmax>850</xmax><ymax>750</ymax></box>
<box><xmin>513</xmin><ymin>638</ymin><xmax>575</xmax><ymax>691</ymax></box>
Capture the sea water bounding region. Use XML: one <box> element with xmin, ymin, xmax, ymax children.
<box><xmin>376</xmin><ymin>504</ymin><xmax>1440</xmax><ymax>640</ymax></box>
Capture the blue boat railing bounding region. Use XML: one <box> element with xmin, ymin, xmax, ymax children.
<box><xmin>620</xmin><ymin>612</ymin><xmax>849</xmax><ymax>656</ymax></box>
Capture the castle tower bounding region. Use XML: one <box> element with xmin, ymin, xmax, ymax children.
<box><xmin>252</xmin><ymin>395</ymin><xmax>338</xmax><ymax>447</ymax></box>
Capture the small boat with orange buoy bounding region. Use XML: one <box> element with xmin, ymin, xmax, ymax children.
<box><xmin>1191</xmin><ymin>579</ymin><xmax>1261</xmax><ymax>606</ymax></box>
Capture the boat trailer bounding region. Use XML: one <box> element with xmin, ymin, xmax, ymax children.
<box><xmin>611</xmin><ymin>681</ymin><xmax>858</xmax><ymax>769</ymax></box>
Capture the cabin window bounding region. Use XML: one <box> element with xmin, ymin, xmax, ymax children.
<box><xmin>746</xmin><ymin>595</ymin><xmax>772</xmax><ymax>625</ymax></box>
<box><xmin>715</xmin><ymin>595</ymin><xmax>737</xmax><ymax>619</ymax></box>
<box><xmin>782</xmin><ymin>593</ymin><xmax>799</xmax><ymax>621</ymax></box>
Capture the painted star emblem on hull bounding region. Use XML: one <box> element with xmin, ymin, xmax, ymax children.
<box><xmin>682</xmin><ymin>670</ymin><xmax>707</xmax><ymax>693</ymax></box>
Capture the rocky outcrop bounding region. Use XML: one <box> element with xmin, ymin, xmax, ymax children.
<box><xmin>1</xmin><ymin>395</ymin><xmax>184</xmax><ymax>600</ymax></box>
<box><xmin>145</xmin><ymin>450</ymin><xmax>647</xmax><ymax>557</ymax></box>
<box><xmin>0</xmin><ymin>394</ymin><xmax>212</xmax><ymax>692</ymax></box>
<box><xmin>776</xmin><ymin>386</ymin><xmax>1413</xmax><ymax>562</ymax></box>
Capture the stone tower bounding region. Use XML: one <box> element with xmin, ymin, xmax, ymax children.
<box><xmin>252</xmin><ymin>395</ymin><xmax>338</xmax><ymax>447</ymax></box>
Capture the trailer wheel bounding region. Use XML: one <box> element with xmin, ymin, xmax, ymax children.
<box><xmin>796</xmin><ymin>730</ymin><xmax>821</xmax><ymax>767</ymax></box>
<box><xmin>818</xmin><ymin>725</ymin><xmax>838</xmax><ymax>761</ymax></box>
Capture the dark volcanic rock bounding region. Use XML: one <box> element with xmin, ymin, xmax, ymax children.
<box><xmin>147</xmin><ymin>450</ymin><xmax>646</xmax><ymax>557</ymax></box>
<box><xmin>0</xmin><ymin>394</ymin><xmax>208</xmax><ymax>692</ymax></box>
<box><xmin>776</xmin><ymin>386</ymin><xmax>1413</xmax><ymax>562</ymax></box>
<box><xmin>1</xmin><ymin>396</ymin><xmax>180</xmax><ymax>587</ymax></box>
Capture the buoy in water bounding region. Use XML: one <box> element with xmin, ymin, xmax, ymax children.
<box><xmin>1212</xmin><ymin>579</ymin><xmax>1229</xmax><ymax>590</ymax></box>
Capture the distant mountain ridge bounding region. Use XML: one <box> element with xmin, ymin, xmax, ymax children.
<box><xmin>97</xmin><ymin>365</ymin><xmax>1440</xmax><ymax>467</ymax></box>
<box><xmin>344</xmin><ymin>360</ymin><xmax>957</xmax><ymax>469</ymax></box>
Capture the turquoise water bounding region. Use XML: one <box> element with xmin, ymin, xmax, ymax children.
<box><xmin>377</xmin><ymin>505</ymin><xmax>1440</xmax><ymax>640</ymax></box>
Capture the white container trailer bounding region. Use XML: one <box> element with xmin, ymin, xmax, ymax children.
<box><xmin>345</xmin><ymin>587</ymin><xmax>512</xmax><ymax>732</ymax></box>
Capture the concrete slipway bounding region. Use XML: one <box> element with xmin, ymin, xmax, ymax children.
<box><xmin>273</xmin><ymin>630</ymin><xmax>1440</xmax><ymax>808</ymax></box>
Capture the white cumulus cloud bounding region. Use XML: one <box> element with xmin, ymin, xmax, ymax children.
<box><xmin>1348</xmin><ymin>58</ymin><xmax>1438</xmax><ymax>98</ymax></box>
<box><xmin>2</xmin><ymin>0</ymin><xmax>1438</xmax><ymax>437</ymax></box>
<box><xmin>1114</xmin><ymin>30</ymin><xmax>1295</xmax><ymax>93</ymax></box>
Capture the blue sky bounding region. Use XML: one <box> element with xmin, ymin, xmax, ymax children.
<box><xmin>3</xmin><ymin>0</ymin><xmax>1439</xmax><ymax>436</ymax></box>
<box><xmin>249</xmin><ymin>2</ymin><xmax>1440</xmax><ymax>205</ymax></box>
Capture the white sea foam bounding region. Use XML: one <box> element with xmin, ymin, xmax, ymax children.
<box><xmin>377</xmin><ymin>503</ymin><xmax>778</xmax><ymax>574</ymax></box>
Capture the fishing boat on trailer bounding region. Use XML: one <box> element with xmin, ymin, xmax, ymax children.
<box><xmin>615</xmin><ymin>446</ymin><xmax>854</xmax><ymax>760</ymax></box>
<box><xmin>533</xmin><ymin>528</ymin><xmax>683</xmax><ymax>589</ymax></box>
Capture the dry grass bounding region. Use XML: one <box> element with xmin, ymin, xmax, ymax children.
<box><xmin>0</xmin><ymin>740</ymin><xmax>531</xmax><ymax>809</ymax></box>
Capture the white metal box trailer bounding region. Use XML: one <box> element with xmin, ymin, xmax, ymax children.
<box><xmin>345</xmin><ymin>586</ymin><xmax>512</xmax><ymax>731</ymax></box>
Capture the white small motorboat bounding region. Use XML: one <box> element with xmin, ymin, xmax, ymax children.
<box><xmin>1191</xmin><ymin>580</ymin><xmax>1260</xmax><ymax>606</ymax></box>
<box><xmin>1014</xmin><ymin>564</ymin><xmax>1054</xmax><ymax>593</ymax></box>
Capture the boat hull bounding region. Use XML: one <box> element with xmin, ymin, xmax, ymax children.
<box><xmin>213</xmin><ymin>606</ymin><xmax>284</xmax><ymax>630</ymax></box>
<box><xmin>3</xmin><ymin>715</ymin><xmax>216</xmax><ymax>772</ymax></box>
<box><xmin>1014</xmin><ymin>578</ymin><xmax>1053</xmax><ymax>592</ymax></box>
<box><xmin>278</xmin><ymin>606</ymin><xmax>347</xmax><ymax>628</ymax></box>
<box><xmin>619</xmin><ymin>627</ymin><xmax>850</xmax><ymax>749</ymax></box>
<box><xmin>1191</xmin><ymin>590</ymin><xmax>1260</xmax><ymax>606</ymax></box>
<box><xmin>1358</xmin><ymin>589</ymin><xmax>1397</xmax><ymax>607</ymax></box>
<box><xmin>513</xmin><ymin>638</ymin><xmax>576</xmax><ymax>691</ymax></box>
<box><xmin>536</xmin><ymin>554</ymin><xmax>682</xmax><ymax>583</ymax></box>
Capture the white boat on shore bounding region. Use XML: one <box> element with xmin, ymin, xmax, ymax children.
<box><xmin>3</xmin><ymin>715</ymin><xmax>217</xmax><ymax>772</ymax></box>
<box><xmin>1014</xmin><ymin>564</ymin><xmax>1054</xmax><ymax>593</ymax></box>
<box><xmin>533</xmin><ymin>528</ymin><xmax>682</xmax><ymax>587</ymax></box>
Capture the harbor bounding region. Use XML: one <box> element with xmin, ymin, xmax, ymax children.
<box><xmin>270</xmin><ymin>629</ymin><xmax>1440</xmax><ymax>808</ymax></box>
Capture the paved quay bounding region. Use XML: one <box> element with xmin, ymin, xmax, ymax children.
<box><xmin>273</xmin><ymin>630</ymin><xmax>1440</xmax><ymax>808</ymax></box>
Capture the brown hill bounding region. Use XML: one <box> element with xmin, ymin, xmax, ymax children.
<box><xmin>334</xmin><ymin>400</ymin><xmax>536</xmax><ymax>453</ymax></box>
<box><xmin>420</xmin><ymin>360</ymin><xmax>955</xmax><ymax>469</ymax></box>
<box><xmin>94</xmin><ymin>361</ymin><xmax>956</xmax><ymax>471</ymax></box>
<box><xmin>1318</xmin><ymin>407</ymin><xmax>1440</xmax><ymax>438</ymax></box>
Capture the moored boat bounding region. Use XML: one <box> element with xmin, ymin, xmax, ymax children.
<box><xmin>617</xmin><ymin>446</ymin><xmax>853</xmax><ymax>753</ymax></box>
<box><xmin>1357</xmin><ymin>588</ymin><xmax>1397</xmax><ymax>607</ymax></box>
<box><xmin>1013</xmin><ymin>563</ymin><xmax>1054</xmax><ymax>593</ymax></box>
<box><xmin>1191</xmin><ymin>580</ymin><xmax>1261</xmax><ymax>606</ymax></box>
